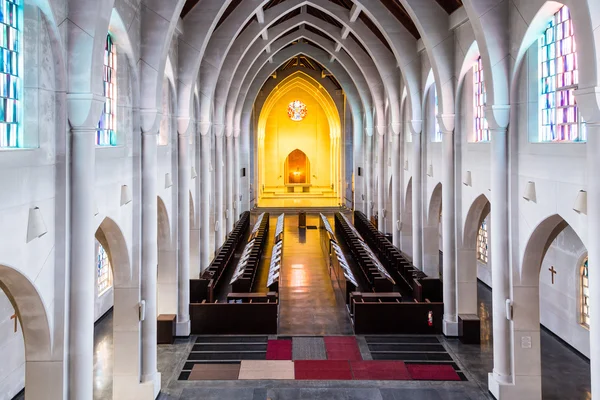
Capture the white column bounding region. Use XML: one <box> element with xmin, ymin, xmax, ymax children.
<box><xmin>391</xmin><ymin>131</ymin><xmax>400</xmax><ymax>247</ymax></box>
<box><xmin>377</xmin><ymin>127</ymin><xmax>385</xmax><ymax>230</ymax></box>
<box><xmin>365</xmin><ymin>131</ymin><xmax>373</xmax><ymax>218</ymax></box>
<box><xmin>352</xmin><ymin>115</ymin><xmax>364</xmax><ymax>212</ymax></box>
<box><xmin>199</xmin><ymin>124</ymin><xmax>211</xmax><ymax>271</ymax></box>
<box><xmin>588</xmin><ymin>123</ymin><xmax>600</xmax><ymax>399</ymax></box>
<box><xmin>233</xmin><ymin>133</ymin><xmax>240</xmax><ymax>218</ymax></box>
<box><xmin>176</xmin><ymin>119</ymin><xmax>191</xmax><ymax>336</ymax></box>
<box><xmin>68</xmin><ymin>126</ymin><xmax>96</xmax><ymax>399</ymax></box>
<box><xmin>225</xmin><ymin>132</ymin><xmax>234</xmax><ymax>233</ymax></box>
<box><xmin>141</xmin><ymin>127</ymin><xmax>160</xmax><ymax>392</ymax></box>
<box><xmin>412</xmin><ymin>128</ymin><xmax>423</xmax><ymax>269</ymax></box>
<box><xmin>440</xmin><ymin>116</ymin><xmax>458</xmax><ymax>336</ymax></box>
<box><xmin>214</xmin><ymin>127</ymin><xmax>225</xmax><ymax>249</ymax></box>
<box><xmin>488</xmin><ymin>121</ymin><xmax>511</xmax><ymax>386</ymax></box>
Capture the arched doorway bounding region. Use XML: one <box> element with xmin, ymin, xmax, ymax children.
<box><xmin>0</xmin><ymin>264</ymin><xmax>56</xmax><ymax>399</ymax></box>
<box><xmin>424</xmin><ymin>183</ymin><xmax>442</xmax><ymax>278</ymax></box>
<box><xmin>93</xmin><ymin>217</ymin><xmax>141</xmax><ymax>399</ymax></box>
<box><xmin>285</xmin><ymin>149</ymin><xmax>310</xmax><ymax>185</ymax></box>
<box><xmin>516</xmin><ymin>215</ymin><xmax>590</xmax><ymax>398</ymax></box>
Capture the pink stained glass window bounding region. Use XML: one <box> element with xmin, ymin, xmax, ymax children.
<box><xmin>540</xmin><ymin>6</ymin><xmax>586</xmax><ymax>142</ymax></box>
<box><xmin>0</xmin><ymin>0</ymin><xmax>20</xmax><ymax>148</ymax></box>
<box><xmin>97</xmin><ymin>34</ymin><xmax>117</xmax><ymax>146</ymax></box>
<box><xmin>473</xmin><ymin>57</ymin><xmax>489</xmax><ymax>142</ymax></box>
<box><xmin>287</xmin><ymin>100</ymin><xmax>307</xmax><ymax>121</ymax></box>
<box><xmin>433</xmin><ymin>86</ymin><xmax>442</xmax><ymax>142</ymax></box>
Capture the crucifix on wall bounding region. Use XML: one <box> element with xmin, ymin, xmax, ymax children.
<box><xmin>10</xmin><ymin>313</ymin><xmax>18</xmax><ymax>333</ymax></box>
<box><xmin>549</xmin><ymin>266</ymin><xmax>557</xmax><ymax>285</ymax></box>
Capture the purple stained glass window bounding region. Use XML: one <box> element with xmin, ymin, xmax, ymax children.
<box><xmin>0</xmin><ymin>0</ymin><xmax>19</xmax><ymax>148</ymax></box>
<box><xmin>433</xmin><ymin>86</ymin><xmax>442</xmax><ymax>142</ymax></box>
<box><xmin>540</xmin><ymin>6</ymin><xmax>586</xmax><ymax>142</ymax></box>
<box><xmin>473</xmin><ymin>57</ymin><xmax>489</xmax><ymax>142</ymax></box>
<box><xmin>97</xmin><ymin>34</ymin><xmax>117</xmax><ymax>146</ymax></box>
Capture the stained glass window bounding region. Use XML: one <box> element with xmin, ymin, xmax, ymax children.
<box><xmin>0</xmin><ymin>0</ymin><xmax>21</xmax><ymax>148</ymax></box>
<box><xmin>287</xmin><ymin>100</ymin><xmax>307</xmax><ymax>121</ymax></box>
<box><xmin>433</xmin><ymin>86</ymin><xmax>442</xmax><ymax>142</ymax></box>
<box><xmin>539</xmin><ymin>6</ymin><xmax>586</xmax><ymax>142</ymax></box>
<box><xmin>97</xmin><ymin>34</ymin><xmax>117</xmax><ymax>146</ymax></box>
<box><xmin>97</xmin><ymin>240</ymin><xmax>113</xmax><ymax>296</ymax></box>
<box><xmin>477</xmin><ymin>217</ymin><xmax>488</xmax><ymax>263</ymax></box>
<box><xmin>581</xmin><ymin>257</ymin><xmax>590</xmax><ymax>329</ymax></box>
<box><xmin>473</xmin><ymin>57</ymin><xmax>489</xmax><ymax>142</ymax></box>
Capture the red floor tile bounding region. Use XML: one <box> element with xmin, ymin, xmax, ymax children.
<box><xmin>294</xmin><ymin>360</ymin><xmax>353</xmax><ymax>380</ymax></box>
<box><xmin>350</xmin><ymin>360</ymin><xmax>411</xmax><ymax>380</ymax></box>
<box><xmin>406</xmin><ymin>364</ymin><xmax>461</xmax><ymax>381</ymax></box>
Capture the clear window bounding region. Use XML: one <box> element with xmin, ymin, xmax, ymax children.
<box><xmin>0</xmin><ymin>0</ymin><xmax>21</xmax><ymax>148</ymax></box>
<box><xmin>474</xmin><ymin>56</ymin><xmax>489</xmax><ymax>142</ymax></box>
<box><xmin>581</xmin><ymin>257</ymin><xmax>590</xmax><ymax>329</ymax></box>
<box><xmin>97</xmin><ymin>34</ymin><xmax>117</xmax><ymax>146</ymax></box>
<box><xmin>477</xmin><ymin>216</ymin><xmax>488</xmax><ymax>263</ymax></box>
<box><xmin>539</xmin><ymin>6</ymin><xmax>586</xmax><ymax>142</ymax></box>
<box><xmin>97</xmin><ymin>240</ymin><xmax>113</xmax><ymax>296</ymax></box>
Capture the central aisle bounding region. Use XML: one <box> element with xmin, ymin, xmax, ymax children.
<box><xmin>277</xmin><ymin>214</ymin><xmax>353</xmax><ymax>335</ymax></box>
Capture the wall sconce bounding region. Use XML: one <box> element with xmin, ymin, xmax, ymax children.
<box><xmin>94</xmin><ymin>201</ymin><xmax>99</xmax><ymax>216</ymax></box>
<box><xmin>165</xmin><ymin>173</ymin><xmax>173</xmax><ymax>188</ymax></box>
<box><xmin>120</xmin><ymin>185</ymin><xmax>132</xmax><ymax>206</ymax></box>
<box><xmin>214</xmin><ymin>221</ymin><xmax>220</xmax><ymax>232</ymax></box>
<box><xmin>191</xmin><ymin>167</ymin><xmax>197</xmax><ymax>179</ymax></box>
<box><xmin>403</xmin><ymin>160</ymin><xmax>409</xmax><ymax>171</ymax></box>
<box><xmin>427</xmin><ymin>164</ymin><xmax>433</xmax><ymax>177</ymax></box>
<box><xmin>26</xmin><ymin>207</ymin><xmax>47</xmax><ymax>243</ymax></box>
<box><xmin>361</xmin><ymin>194</ymin><xmax>365</xmax><ymax>201</ymax></box>
<box><xmin>522</xmin><ymin>181</ymin><xmax>536</xmax><ymax>202</ymax></box>
<box><xmin>382</xmin><ymin>209</ymin><xmax>387</xmax><ymax>218</ymax></box>
<box><xmin>370</xmin><ymin>201</ymin><xmax>374</xmax><ymax>210</ymax></box>
<box><xmin>463</xmin><ymin>170</ymin><xmax>472</xmax><ymax>187</ymax></box>
<box><xmin>225</xmin><ymin>209</ymin><xmax>230</xmax><ymax>219</ymax></box>
<box><xmin>573</xmin><ymin>190</ymin><xmax>587</xmax><ymax>215</ymax></box>
<box><xmin>209</xmin><ymin>163</ymin><xmax>214</xmax><ymax>172</ymax></box>
<box><xmin>396</xmin><ymin>220</ymin><xmax>402</xmax><ymax>231</ymax></box>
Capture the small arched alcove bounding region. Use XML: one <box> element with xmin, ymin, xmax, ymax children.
<box><xmin>285</xmin><ymin>149</ymin><xmax>310</xmax><ymax>185</ymax></box>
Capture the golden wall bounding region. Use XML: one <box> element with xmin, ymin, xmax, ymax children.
<box><xmin>262</xmin><ymin>87</ymin><xmax>332</xmax><ymax>188</ymax></box>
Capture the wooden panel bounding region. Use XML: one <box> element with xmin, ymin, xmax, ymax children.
<box><xmin>353</xmin><ymin>301</ymin><xmax>444</xmax><ymax>334</ymax></box>
<box><xmin>190</xmin><ymin>303</ymin><xmax>278</xmax><ymax>334</ymax></box>
<box><xmin>380</xmin><ymin>0</ymin><xmax>420</xmax><ymax>39</ymax></box>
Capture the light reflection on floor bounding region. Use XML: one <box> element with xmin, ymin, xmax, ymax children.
<box><xmin>257</xmin><ymin>197</ymin><xmax>341</xmax><ymax>208</ymax></box>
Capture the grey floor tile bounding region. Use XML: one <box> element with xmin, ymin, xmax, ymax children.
<box><xmin>292</xmin><ymin>337</ymin><xmax>327</xmax><ymax>360</ymax></box>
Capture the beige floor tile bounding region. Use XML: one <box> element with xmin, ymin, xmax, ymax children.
<box><xmin>238</xmin><ymin>360</ymin><xmax>295</xmax><ymax>380</ymax></box>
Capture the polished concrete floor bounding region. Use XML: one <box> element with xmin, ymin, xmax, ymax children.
<box><xmin>278</xmin><ymin>214</ymin><xmax>353</xmax><ymax>335</ymax></box>
<box><xmin>257</xmin><ymin>197</ymin><xmax>341</xmax><ymax>208</ymax></box>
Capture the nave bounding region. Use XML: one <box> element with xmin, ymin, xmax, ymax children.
<box><xmin>77</xmin><ymin>214</ymin><xmax>589</xmax><ymax>400</ymax></box>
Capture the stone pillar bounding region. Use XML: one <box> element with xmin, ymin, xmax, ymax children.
<box><xmin>214</xmin><ymin>125</ymin><xmax>225</xmax><ymax>250</ymax></box>
<box><xmin>199</xmin><ymin>122</ymin><xmax>211</xmax><ymax>272</ymax></box>
<box><xmin>485</xmin><ymin>105</ymin><xmax>512</xmax><ymax>395</ymax></box>
<box><xmin>411</xmin><ymin>124</ymin><xmax>423</xmax><ymax>270</ymax></box>
<box><xmin>576</xmin><ymin>86</ymin><xmax>600</xmax><ymax>400</ymax></box>
<box><xmin>365</xmin><ymin>129</ymin><xmax>373</xmax><ymax>219</ymax></box>
<box><xmin>391</xmin><ymin>124</ymin><xmax>401</xmax><ymax>247</ymax></box>
<box><xmin>376</xmin><ymin>126</ymin><xmax>385</xmax><ymax>231</ymax></box>
<box><xmin>233</xmin><ymin>132</ymin><xmax>240</xmax><ymax>217</ymax></box>
<box><xmin>67</xmin><ymin>92</ymin><xmax>101</xmax><ymax>399</ymax></box>
<box><xmin>176</xmin><ymin>118</ymin><xmax>191</xmax><ymax>336</ymax></box>
<box><xmin>141</xmin><ymin>113</ymin><xmax>161</xmax><ymax>395</ymax></box>
<box><xmin>225</xmin><ymin>130</ymin><xmax>234</xmax><ymax>233</ymax></box>
<box><xmin>439</xmin><ymin>115</ymin><xmax>458</xmax><ymax>336</ymax></box>
<box><xmin>353</xmin><ymin>114</ymin><xmax>364</xmax><ymax>212</ymax></box>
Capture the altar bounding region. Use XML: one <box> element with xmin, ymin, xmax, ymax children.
<box><xmin>286</xmin><ymin>184</ymin><xmax>311</xmax><ymax>193</ymax></box>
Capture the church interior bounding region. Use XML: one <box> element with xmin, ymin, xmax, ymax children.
<box><xmin>1</xmin><ymin>0</ymin><xmax>599</xmax><ymax>399</ymax></box>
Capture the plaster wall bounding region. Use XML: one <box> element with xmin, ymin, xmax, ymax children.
<box><xmin>262</xmin><ymin>87</ymin><xmax>333</xmax><ymax>189</ymax></box>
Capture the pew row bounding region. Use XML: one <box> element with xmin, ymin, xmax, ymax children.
<box><xmin>230</xmin><ymin>212</ymin><xmax>270</xmax><ymax>293</ymax></box>
<box><xmin>350</xmin><ymin>292</ymin><xmax>444</xmax><ymax>334</ymax></box>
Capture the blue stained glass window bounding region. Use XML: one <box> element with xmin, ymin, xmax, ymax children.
<box><xmin>97</xmin><ymin>34</ymin><xmax>117</xmax><ymax>146</ymax></box>
<box><xmin>433</xmin><ymin>86</ymin><xmax>442</xmax><ymax>142</ymax></box>
<box><xmin>0</xmin><ymin>0</ymin><xmax>20</xmax><ymax>148</ymax></box>
<box><xmin>477</xmin><ymin>217</ymin><xmax>488</xmax><ymax>263</ymax></box>
<box><xmin>539</xmin><ymin>6</ymin><xmax>586</xmax><ymax>142</ymax></box>
<box><xmin>473</xmin><ymin>57</ymin><xmax>489</xmax><ymax>142</ymax></box>
<box><xmin>581</xmin><ymin>257</ymin><xmax>589</xmax><ymax>329</ymax></box>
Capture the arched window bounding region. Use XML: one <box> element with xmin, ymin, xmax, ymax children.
<box><xmin>97</xmin><ymin>34</ymin><xmax>117</xmax><ymax>146</ymax></box>
<box><xmin>0</xmin><ymin>0</ymin><xmax>21</xmax><ymax>148</ymax></box>
<box><xmin>477</xmin><ymin>216</ymin><xmax>489</xmax><ymax>263</ymax></box>
<box><xmin>580</xmin><ymin>256</ymin><xmax>590</xmax><ymax>329</ymax></box>
<box><xmin>433</xmin><ymin>87</ymin><xmax>442</xmax><ymax>142</ymax></box>
<box><xmin>473</xmin><ymin>56</ymin><xmax>489</xmax><ymax>142</ymax></box>
<box><xmin>96</xmin><ymin>240</ymin><xmax>113</xmax><ymax>296</ymax></box>
<box><xmin>539</xmin><ymin>6</ymin><xmax>586</xmax><ymax>142</ymax></box>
